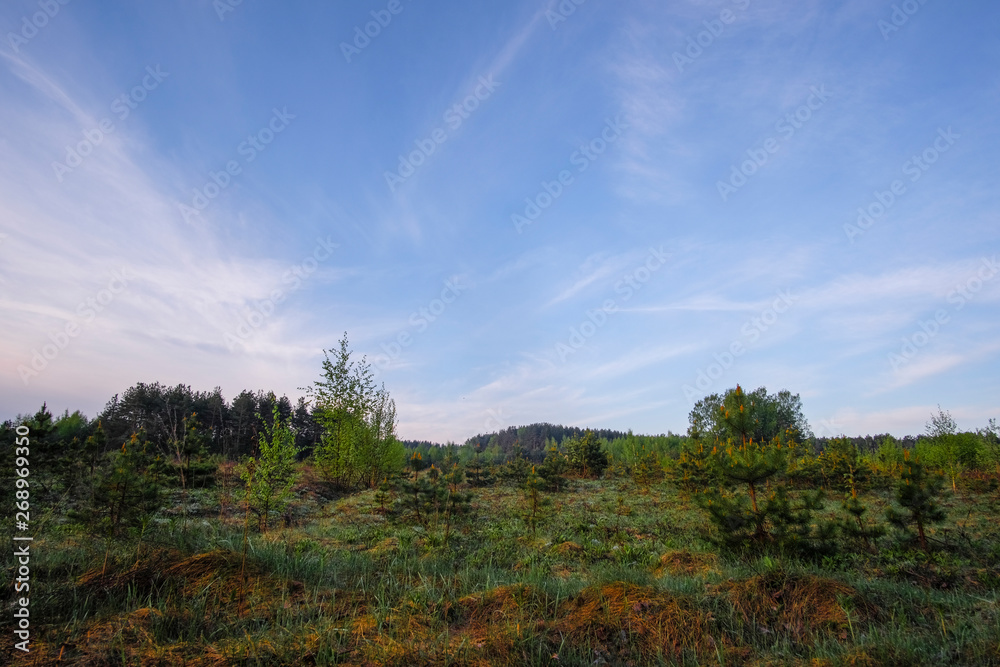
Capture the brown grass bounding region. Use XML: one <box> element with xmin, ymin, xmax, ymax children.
<box><xmin>552</xmin><ymin>581</ymin><xmax>711</xmax><ymax>660</ymax></box>
<box><xmin>18</xmin><ymin>545</ymin><xmax>884</xmax><ymax>666</ymax></box>
<box><xmin>723</xmin><ymin>571</ymin><xmax>869</xmax><ymax>644</ymax></box>
<box><xmin>19</xmin><ymin>548</ymin><xmax>356</xmax><ymax>666</ymax></box>
<box><xmin>549</xmin><ymin>540</ymin><xmax>584</xmax><ymax>557</ymax></box>
<box><xmin>654</xmin><ymin>549</ymin><xmax>720</xmax><ymax>577</ymax></box>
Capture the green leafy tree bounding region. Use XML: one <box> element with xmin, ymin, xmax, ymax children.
<box><xmin>978</xmin><ymin>418</ymin><xmax>1000</xmax><ymax>474</ymax></box>
<box><xmin>307</xmin><ymin>333</ymin><xmax>404</xmax><ymax>489</ymax></box>
<box><xmin>922</xmin><ymin>407</ymin><xmax>981</xmax><ymax>491</ymax></box>
<box><xmin>240</xmin><ymin>406</ymin><xmax>299</xmax><ymax>532</ymax></box>
<box><xmin>926</xmin><ymin>406</ymin><xmax>960</xmax><ymax>491</ymax></box>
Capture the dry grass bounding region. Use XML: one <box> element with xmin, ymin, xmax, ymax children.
<box><xmin>18</xmin><ymin>548</ymin><xmax>356</xmax><ymax>666</ymax></box>
<box><xmin>368</xmin><ymin>536</ymin><xmax>400</xmax><ymax>554</ymax></box>
<box><xmin>723</xmin><ymin>571</ymin><xmax>869</xmax><ymax>644</ymax></box>
<box><xmin>345</xmin><ymin>581</ymin><xmax>714</xmax><ymax>665</ymax></box>
<box><xmin>654</xmin><ymin>549</ymin><xmax>720</xmax><ymax>577</ymax></box>
<box><xmin>552</xmin><ymin>581</ymin><xmax>711</xmax><ymax>659</ymax></box>
<box><xmin>549</xmin><ymin>540</ymin><xmax>584</xmax><ymax>557</ymax></box>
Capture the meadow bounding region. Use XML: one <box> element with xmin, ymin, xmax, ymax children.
<box><xmin>4</xmin><ymin>378</ymin><xmax>1000</xmax><ymax>665</ymax></box>
<box><xmin>5</xmin><ymin>458</ymin><xmax>1000</xmax><ymax>666</ymax></box>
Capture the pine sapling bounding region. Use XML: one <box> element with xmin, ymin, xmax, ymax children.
<box><xmin>886</xmin><ymin>452</ymin><xmax>947</xmax><ymax>552</ymax></box>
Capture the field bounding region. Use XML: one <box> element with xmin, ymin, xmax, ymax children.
<box><xmin>6</xmin><ymin>468</ymin><xmax>1000</xmax><ymax>666</ymax></box>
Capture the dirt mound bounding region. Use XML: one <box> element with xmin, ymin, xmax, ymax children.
<box><xmin>654</xmin><ymin>550</ymin><xmax>720</xmax><ymax>577</ymax></box>
<box><xmin>723</xmin><ymin>571</ymin><xmax>870</xmax><ymax>643</ymax></box>
<box><xmin>553</xmin><ymin>581</ymin><xmax>711</xmax><ymax>659</ymax></box>
<box><xmin>78</xmin><ymin>547</ymin><xmax>306</xmax><ymax>614</ymax></box>
<box><xmin>550</xmin><ymin>540</ymin><xmax>584</xmax><ymax>557</ymax></box>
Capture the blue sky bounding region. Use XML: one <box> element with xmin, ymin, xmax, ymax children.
<box><xmin>2</xmin><ymin>0</ymin><xmax>998</xmax><ymax>442</ymax></box>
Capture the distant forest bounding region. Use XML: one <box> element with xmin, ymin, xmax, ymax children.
<box><xmin>5</xmin><ymin>381</ymin><xmax>923</xmax><ymax>465</ymax></box>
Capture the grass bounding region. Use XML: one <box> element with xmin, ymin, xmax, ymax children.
<box><xmin>4</xmin><ymin>477</ymin><xmax>1000</xmax><ymax>665</ymax></box>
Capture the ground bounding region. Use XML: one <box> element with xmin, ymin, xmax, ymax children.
<box><xmin>5</xmin><ymin>476</ymin><xmax>1000</xmax><ymax>665</ymax></box>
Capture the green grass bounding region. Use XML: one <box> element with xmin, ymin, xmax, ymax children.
<box><xmin>4</xmin><ymin>476</ymin><xmax>1000</xmax><ymax>665</ymax></box>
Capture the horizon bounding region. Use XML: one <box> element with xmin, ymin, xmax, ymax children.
<box><xmin>2</xmin><ymin>1</ymin><xmax>998</xmax><ymax>443</ymax></box>
<box><xmin>6</xmin><ymin>388</ymin><xmax>972</xmax><ymax>447</ymax></box>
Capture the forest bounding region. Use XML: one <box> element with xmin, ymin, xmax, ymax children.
<box><xmin>3</xmin><ymin>336</ymin><xmax>1000</xmax><ymax>665</ymax></box>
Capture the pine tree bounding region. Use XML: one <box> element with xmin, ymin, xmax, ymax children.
<box><xmin>538</xmin><ymin>441</ymin><xmax>569</xmax><ymax>491</ymax></box>
<box><xmin>673</xmin><ymin>439</ymin><xmax>718</xmax><ymax>492</ymax></box>
<box><xmin>69</xmin><ymin>431</ymin><xmax>163</xmax><ymax>539</ymax></box>
<box><xmin>441</xmin><ymin>464</ymin><xmax>472</xmax><ymax>544</ymax></box>
<box><xmin>522</xmin><ymin>466</ymin><xmax>549</xmax><ymax>538</ymax></box>
<box><xmin>465</xmin><ymin>452</ymin><xmax>494</xmax><ymax>487</ymax></box>
<box><xmin>836</xmin><ymin>464</ymin><xmax>885</xmax><ymax>550</ymax></box>
<box><xmin>886</xmin><ymin>453</ymin><xmax>946</xmax><ymax>552</ymax></box>
<box><xmin>565</xmin><ymin>430</ymin><xmax>608</xmax><ymax>478</ymax></box>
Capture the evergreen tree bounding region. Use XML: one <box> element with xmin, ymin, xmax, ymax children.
<box><xmin>886</xmin><ymin>453</ymin><xmax>946</xmax><ymax>552</ymax></box>
<box><xmin>522</xmin><ymin>466</ymin><xmax>549</xmax><ymax>538</ymax></box>
<box><xmin>69</xmin><ymin>431</ymin><xmax>164</xmax><ymax>539</ymax></box>
<box><xmin>538</xmin><ymin>441</ymin><xmax>570</xmax><ymax>491</ymax></box>
<box><xmin>565</xmin><ymin>430</ymin><xmax>608</xmax><ymax>478</ymax></box>
<box><xmin>673</xmin><ymin>439</ymin><xmax>718</xmax><ymax>492</ymax></box>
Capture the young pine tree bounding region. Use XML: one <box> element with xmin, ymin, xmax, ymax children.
<box><xmin>886</xmin><ymin>453</ymin><xmax>946</xmax><ymax>552</ymax></box>
<box><xmin>69</xmin><ymin>431</ymin><xmax>164</xmax><ymax>540</ymax></box>
<box><xmin>565</xmin><ymin>430</ymin><xmax>609</xmax><ymax>478</ymax></box>
<box><xmin>522</xmin><ymin>466</ymin><xmax>550</xmax><ymax>538</ymax></box>
<box><xmin>538</xmin><ymin>442</ymin><xmax>570</xmax><ymax>491</ymax></box>
<box><xmin>836</xmin><ymin>464</ymin><xmax>885</xmax><ymax>551</ymax></box>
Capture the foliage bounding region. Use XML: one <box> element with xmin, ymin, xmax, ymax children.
<box><xmin>672</xmin><ymin>439</ymin><xmax>719</xmax><ymax>491</ymax></box>
<box><xmin>917</xmin><ymin>407</ymin><xmax>982</xmax><ymax>491</ymax></box>
<box><xmin>689</xmin><ymin>384</ymin><xmax>812</xmax><ymax>443</ymax></box>
<box><xmin>838</xmin><ymin>491</ymin><xmax>886</xmax><ymax>551</ymax></box>
<box><xmin>395</xmin><ymin>458</ymin><xmax>472</xmax><ymax>544</ymax></box>
<box><xmin>537</xmin><ymin>441</ymin><xmax>570</xmax><ymax>491</ymax></box>
<box><xmin>464</xmin><ymin>451</ymin><xmax>495</xmax><ymax>487</ymax></box>
<box><xmin>817</xmin><ymin>436</ymin><xmax>868</xmax><ymax>492</ymax></box>
<box><xmin>521</xmin><ymin>466</ymin><xmax>550</xmax><ymax>537</ymax></box>
<box><xmin>564</xmin><ymin>429</ymin><xmax>609</xmax><ymax>478</ymax></box>
<box><xmin>239</xmin><ymin>406</ymin><xmax>299</xmax><ymax>532</ymax></box>
<box><xmin>497</xmin><ymin>441</ymin><xmax>531</xmax><ymax>485</ymax></box>
<box><xmin>979</xmin><ymin>418</ymin><xmax>1000</xmax><ymax>473</ymax></box>
<box><xmin>308</xmin><ymin>333</ymin><xmax>405</xmax><ymax>489</ymax></box>
<box><xmin>16</xmin><ymin>453</ymin><xmax>1000</xmax><ymax>666</ymax></box>
<box><xmin>68</xmin><ymin>430</ymin><xmax>164</xmax><ymax>539</ymax></box>
<box><xmin>464</xmin><ymin>422</ymin><xmax>629</xmax><ymax>462</ymax></box>
<box><xmin>886</xmin><ymin>453</ymin><xmax>947</xmax><ymax>552</ymax></box>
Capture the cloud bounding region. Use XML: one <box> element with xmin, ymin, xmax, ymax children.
<box><xmin>0</xmin><ymin>54</ymin><xmax>343</xmax><ymax>413</ymax></box>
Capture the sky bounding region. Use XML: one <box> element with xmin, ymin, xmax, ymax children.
<box><xmin>1</xmin><ymin>0</ymin><xmax>998</xmax><ymax>443</ymax></box>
